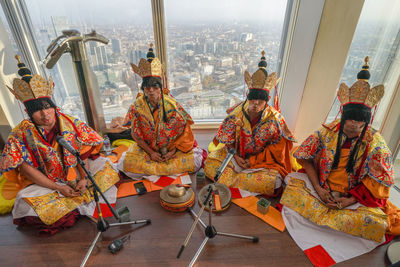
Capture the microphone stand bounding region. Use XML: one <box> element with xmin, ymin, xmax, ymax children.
<box><xmin>73</xmin><ymin>156</ymin><xmax>151</xmax><ymax>267</ymax></box>
<box><xmin>177</xmin><ymin>151</ymin><xmax>259</xmax><ymax>267</ymax></box>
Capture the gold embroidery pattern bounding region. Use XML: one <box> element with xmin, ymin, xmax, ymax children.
<box><xmin>204</xmin><ymin>148</ymin><xmax>276</xmax><ymax>195</ymax></box>
<box><xmin>24</xmin><ymin>162</ymin><xmax>119</xmax><ymax>225</ymax></box>
<box><xmin>281</xmin><ymin>178</ymin><xmax>387</xmax><ymax>242</ymax></box>
<box><xmin>123</xmin><ymin>142</ymin><xmax>195</xmax><ymax>175</ymax></box>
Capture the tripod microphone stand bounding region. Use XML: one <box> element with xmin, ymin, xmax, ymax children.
<box><xmin>66</xmin><ymin>152</ymin><xmax>151</xmax><ymax>267</ymax></box>
<box><xmin>177</xmin><ymin>149</ymin><xmax>259</xmax><ymax>267</ymax></box>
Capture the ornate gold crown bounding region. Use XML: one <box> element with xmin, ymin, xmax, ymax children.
<box><xmin>7</xmin><ymin>55</ymin><xmax>54</xmax><ymax>103</ymax></box>
<box><xmin>337</xmin><ymin>57</ymin><xmax>384</xmax><ymax>108</ymax></box>
<box><xmin>130</xmin><ymin>43</ymin><xmax>163</xmax><ymax>78</ymax></box>
<box><xmin>244</xmin><ymin>51</ymin><xmax>280</xmax><ymax>92</ymax></box>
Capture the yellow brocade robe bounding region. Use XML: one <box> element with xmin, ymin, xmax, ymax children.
<box><xmin>204</xmin><ymin>102</ymin><xmax>294</xmax><ymax>194</ymax></box>
<box><xmin>123</xmin><ymin>93</ymin><xmax>197</xmax><ymax>175</ymax></box>
<box><xmin>281</xmin><ymin>120</ymin><xmax>400</xmax><ymax>240</ymax></box>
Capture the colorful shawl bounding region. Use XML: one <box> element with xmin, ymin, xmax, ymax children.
<box><xmin>293</xmin><ymin>119</ymin><xmax>394</xmax><ymax>188</ymax></box>
<box><xmin>216</xmin><ymin>101</ymin><xmax>295</xmax><ymax>158</ymax></box>
<box><xmin>0</xmin><ymin>109</ymin><xmax>102</xmax><ymax>183</ymax></box>
<box><xmin>130</xmin><ymin>93</ymin><xmax>193</xmax><ymax>151</ymax></box>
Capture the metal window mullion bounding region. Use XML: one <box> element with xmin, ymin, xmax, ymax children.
<box><xmin>0</xmin><ymin>0</ymin><xmax>46</xmax><ymax>77</ymax></box>
<box><xmin>276</xmin><ymin>0</ymin><xmax>299</xmax><ymax>99</ymax></box>
<box><xmin>151</xmin><ymin>0</ymin><xmax>168</xmax><ymax>76</ymax></box>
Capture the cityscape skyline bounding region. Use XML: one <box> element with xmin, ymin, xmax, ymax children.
<box><xmin>0</xmin><ymin>0</ymin><xmax>399</xmax><ymax>127</ymax></box>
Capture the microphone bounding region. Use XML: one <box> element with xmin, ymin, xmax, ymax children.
<box><xmin>108</xmin><ymin>235</ymin><xmax>130</xmax><ymax>254</ymax></box>
<box><xmin>56</xmin><ymin>135</ymin><xmax>80</xmax><ymax>157</ymax></box>
<box><xmin>214</xmin><ymin>148</ymin><xmax>235</xmax><ymax>182</ymax></box>
<box><xmin>108</xmin><ymin>239</ymin><xmax>124</xmax><ymax>254</ymax></box>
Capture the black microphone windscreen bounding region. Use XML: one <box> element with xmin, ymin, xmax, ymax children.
<box><xmin>56</xmin><ymin>135</ymin><xmax>79</xmax><ymax>156</ymax></box>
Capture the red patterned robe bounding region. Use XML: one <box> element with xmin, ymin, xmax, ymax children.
<box><xmin>204</xmin><ymin>101</ymin><xmax>295</xmax><ymax>195</ymax></box>
<box><xmin>0</xmin><ymin>109</ymin><xmax>103</xmax><ymax>200</ymax></box>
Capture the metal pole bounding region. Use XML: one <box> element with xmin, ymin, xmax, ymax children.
<box><xmin>69</xmin><ymin>40</ymin><xmax>106</xmax><ymax>132</ymax></box>
<box><xmin>45</xmin><ymin>30</ymin><xmax>108</xmax><ymax>132</ymax></box>
<box><xmin>189</xmin><ymin>237</ymin><xmax>209</xmax><ymax>267</ymax></box>
<box><xmin>80</xmin><ymin>231</ymin><xmax>102</xmax><ymax>267</ymax></box>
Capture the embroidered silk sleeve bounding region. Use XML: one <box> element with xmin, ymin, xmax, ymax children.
<box><xmin>123</xmin><ymin>104</ymin><xmax>135</xmax><ymax>127</ymax></box>
<box><xmin>0</xmin><ymin>133</ymin><xmax>32</xmax><ymax>173</ymax></box>
<box><xmin>215</xmin><ymin>115</ymin><xmax>237</xmax><ymax>145</ymax></box>
<box><xmin>293</xmin><ymin>130</ymin><xmax>322</xmax><ymax>160</ymax></box>
<box><xmin>69</xmin><ymin>116</ymin><xmax>103</xmax><ymax>146</ymax></box>
<box><xmin>363</xmin><ymin>133</ymin><xmax>394</xmax><ymax>187</ymax></box>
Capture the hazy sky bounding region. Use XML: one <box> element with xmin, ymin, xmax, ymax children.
<box><xmin>26</xmin><ymin>0</ymin><xmax>288</xmax><ymax>26</ymax></box>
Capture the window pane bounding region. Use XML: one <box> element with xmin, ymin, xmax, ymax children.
<box><xmin>25</xmin><ymin>0</ymin><xmax>154</xmax><ymax>122</ymax></box>
<box><xmin>164</xmin><ymin>0</ymin><xmax>288</xmax><ymax>120</ymax></box>
<box><xmin>326</xmin><ymin>0</ymin><xmax>400</xmax><ymax>129</ymax></box>
<box><xmin>0</xmin><ymin>9</ymin><xmax>26</xmax><ymax>118</ymax></box>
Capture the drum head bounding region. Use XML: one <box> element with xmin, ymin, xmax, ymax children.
<box><xmin>387</xmin><ymin>241</ymin><xmax>400</xmax><ymax>264</ymax></box>
<box><xmin>198</xmin><ymin>183</ymin><xmax>231</xmax><ymax>212</ymax></box>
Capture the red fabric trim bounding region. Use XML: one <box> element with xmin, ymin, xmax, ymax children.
<box><xmin>13</xmin><ymin>209</ymin><xmax>80</xmax><ymax>236</ymax></box>
<box><xmin>343</xmin><ymin>102</ymin><xmax>372</xmax><ymax>109</ymax></box>
<box><xmin>229</xmin><ymin>187</ymin><xmax>242</xmax><ymax>199</ymax></box>
<box><xmin>22</xmin><ymin>132</ymin><xmax>39</xmax><ymax>168</ymax></box>
<box><xmin>249</xmin><ymin>87</ymin><xmax>271</xmax><ymax>92</ymax></box>
<box><xmin>33</xmin><ymin>125</ymin><xmax>51</xmax><ymax>147</ymax></box>
<box><xmin>304</xmin><ymin>245</ymin><xmax>336</xmax><ymax>267</ymax></box>
<box><xmin>80</xmin><ymin>146</ymin><xmax>96</xmax><ymax>160</ymax></box>
<box><xmin>22</xmin><ymin>96</ymin><xmax>51</xmax><ymax>104</ymax></box>
<box><xmin>275</xmin><ymin>203</ymin><xmax>283</xmax><ymax>212</ymax></box>
<box><xmin>93</xmin><ymin>203</ymin><xmax>115</xmax><ymax>219</ymax></box>
<box><xmin>349</xmin><ymin>183</ymin><xmax>386</xmax><ymax>207</ymax></box>
<box><xmin>142</xmin><ymin>75</ymin><xmax>162</xmax><ymax>78</ymax></box>
<box><xmin>154</xmin><ymin>176</ymin><xmax>175</xmax><ymax>187</ymax></box>
<box><xmin>380</xmin><ymin>234</ymin><xmax>395</xmax><ymax>246</ymax></box>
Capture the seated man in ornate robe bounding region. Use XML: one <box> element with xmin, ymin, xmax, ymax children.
<box><xmin>120</xmin><ymin>45</ymin><xmax>204</xmax><ymax>177</ymax></box>
<box><xmin>280</xmin><ymin>58</ymin><xmax>400</xmax><ymax>262</ymax></box>
<box><xmin>0</xmin><ymin>56</ymin><xmax>119</xmax><ymax>233</ymax></box>
<box><xmin>204</xmin><ymin>52</ymin><xmax>295</xmax><ymax>195</ymax></box>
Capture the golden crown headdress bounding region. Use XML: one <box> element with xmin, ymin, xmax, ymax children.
<box><xmin>6</xmin><ymin>55</ymin><xmax>54</xmax><ymax>103</ymax></box>
<box><xmin>130</xmin><ymin>43</ymin><xmax>162</xmax><ymax>78</ymax></box>
<box><xmin>244</xmin><ymin>51</ymin><xmax>280</xmax><ymax>92</ymax></box>
<box><xmin>337</xmin><ymin>56</ymin><xmax>384</xmax><ymax>109</ymax></box>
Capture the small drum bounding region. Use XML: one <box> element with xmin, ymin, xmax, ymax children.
<box><xmin>160</xmin><ymin>185</ymin><xmax>195</xmax><ymax>212</ymax></box>
<box><xmin>198</xmin><ymin>183</ymin><xmax>231</xmax><ymax>212</ymax></box>
<box><xmin>387</xmin><ymin>242</ymin><xmax>400</xmax><ymax>264</ymax></box>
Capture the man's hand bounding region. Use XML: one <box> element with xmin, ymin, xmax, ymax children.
<box><xmin>163</xmin><ymin>148</ymin><xmax>176</xmax><ymax>161</ymax></box>
<box><xmin>75</xmin><ymin>179</ymin><xmax>88</xmax><ymax>194</ymax></box>
<box><xmin>149</xmin><ymin>151</ymin><xmax>164</xmax><ymax>162</ymax></box>
<box><xmin>315</xmin><ymin>186</ymin><xmax>335</xmax><ymax>205</ymax></box>
<box><xmin>235</xmin><ymin>155</ymin><xmax>250</xmax><ymax>169</ymax></box>
<box><xmin>333</xmin><ymin>196</ymin><xmax>357</xmax><ymax>209</ymax></box>
<box><xmin>57</xmin><ymin>184</ymin><xmax>80</xmax><ymax>198</ymax></box>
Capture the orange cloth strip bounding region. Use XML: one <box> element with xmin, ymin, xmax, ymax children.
<box><xmin>213</xmin><ymin>193</ymin><xmax>222</xmax><ymax>211</ymax></box>
<box><xmin>326</xmin><ymin>148</ymin><xmax>350</xmax><ymax>193</ymax></box>
<box><xmin>232</xmin><ymin>196</ymin><xmax>285</xmax><ymax>232</ymax></box>
<box><xmin>249</xmin><ymin>137</ymin><xmax>293</xmax><ymax>178</ymax></box>
<box><xmin>117</xmin><ymin>177</ymin><xmax>182</xmax><ymax>198</ymax></box>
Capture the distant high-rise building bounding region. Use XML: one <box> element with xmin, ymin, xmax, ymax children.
<box><xmin>89</xmin><ymin>42</ymin><xmax>99</xmax><ymax>55</ymax></box>
<box><xmin>111</xmin><ymin>38</ymin><xmax>122</xmax><ymax>54</ymax></box>
<box><xmin>95</xmin><ymin>45</ymin><xmax>108</xmax><ymax>66</ymax></box>
<box><xmin>128</xmin><ymin>49</ymin><xmax>145</xmax><ymax>64</ymax></box>
<box><xmin>240</xmin><ymin>33</ymin><xmax>253</xmax><ymax>42</ymax></box>
<box><xmin>206</xmin><ymin>41</ymin><xmax>217</xmax><ymax>54</ymax></box>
